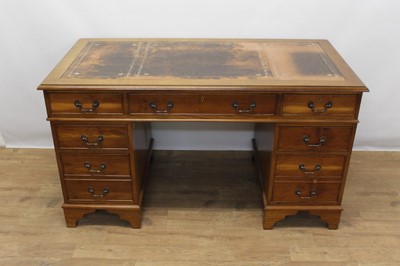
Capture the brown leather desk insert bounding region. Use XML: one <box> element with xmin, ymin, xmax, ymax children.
<box><xmin>38</xmin><ymin>38</ymin><xmax>368</xmax><ymax>229</ymax></box>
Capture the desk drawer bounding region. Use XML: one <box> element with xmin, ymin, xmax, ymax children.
<box><xmin>47</xmin><ymin>93</ymin><xmax>124</xmax><ymax>115</ymax></box>
<box><xmin>277</xmin><ymin>126</ymin><xmax>353</xmax><ymax>152</ymax></box>
<box><xmin>55</xmin><ymin>124</ymin><xmax>129</xmax><ymax>150</ymax></box>
<box><xmin>60</xmin><ymin>154</ymin><xmax>131</xmax><ymax>178</ymax></box>
<box><xmin>128</xmin><ymin>93</ymin><xmax>276</xmax><ymax>115</ymax></box>
<box><xmin>65</xmin><ymin>180</ymin><xmax>133</xmax><ymax>202</ymax></box>
<box><xmin>275</xmin><ymin>154</ymin><xmax>346</xmax><ymax>179</ymax></box>
<box><xmin>272</xmin><ymin>181</ymin><xmax>341</xmax><ymax>204</ymax></box>
<box><xmin>282</xmin><ymin>94</ymin><xmax>357</xmax><ymax>116</ymax></box>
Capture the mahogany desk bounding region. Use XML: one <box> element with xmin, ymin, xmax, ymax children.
<box><xmin>38</xmin><ymin>39</ymin><xmax>368</xmax><ymax>229</ymax></box>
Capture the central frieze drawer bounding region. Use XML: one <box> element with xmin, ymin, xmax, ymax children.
<box><xmin>47</xmin><ymin>93</ymin><xmax>124</xmax><ymax>116</ymax></box>
<box><xmin>55</xmin><ymin>124</ymin><xmax>129</xmax><ymax>150</ymax></box>
<box><xmin>128</xmin><ymin>93</ymin><xmax>276</xmax><ymax>115</ymax></box>
<box><xmin>60</xmin><ymin>154</ymin><xmax>131</xmax><ymax>177</ymax></box>
<box><xmin>65</xmin><ymin>180</ymin><xmax>133</xmax><ymax>202</ymax></box>
<box><xmin>282</xmin><ymin>94</ymin><xmax>358</xmax><ymax>116</ymax></box>
<box><xmin>277</xmin><ymin>126</ymin><xmax>354</xmax><ymax>152</ymax></box>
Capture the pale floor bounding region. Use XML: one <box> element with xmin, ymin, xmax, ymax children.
<box><xmin>0</xmin><ymin>148</ymin><xmax>399</xmax><ymax>265</ymax></box>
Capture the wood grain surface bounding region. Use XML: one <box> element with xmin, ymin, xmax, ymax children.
<box><xmin>0</xmin><ymin>148</ymin><xmax>399</xmax><ymax>265</ymax></box>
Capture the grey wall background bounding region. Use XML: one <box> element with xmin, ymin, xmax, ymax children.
<box><xmin>0</xmin><ymin>0</ymin><xmax>399</xmax><ymax>150</ymax></box>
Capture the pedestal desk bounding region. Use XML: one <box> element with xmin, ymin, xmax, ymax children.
<box><xmin>38</xmin><ymin>39</ymin><xmax>368</xmax><ymax>229</ymax></box>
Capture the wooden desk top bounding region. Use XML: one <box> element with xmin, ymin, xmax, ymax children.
<box><xmin>38</xmin><ymin>38</ymin><xmax>367</xmax><ymax>91</ymax></box>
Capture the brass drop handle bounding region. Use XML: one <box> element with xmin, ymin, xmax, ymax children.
<box><xmin>295</xmin><ymin>189</ymin><xmax>318</xmax><ymax>200</ymax></box>
<box><xmin>83</xmin><ymin>162</ymin><xmax>107</xmax><ymax>173</ymax></box>
<box><xmin>87</xmin><ymin>187</ymin><xmax>109</xmax><ymax>198</ymax></box>
<box><xmin>74</xmin><ymin>100</ymin><xmax>100</xmax><ymax>113</ymax></box>
<box><xmin>307</xmin><ymin>101</ymin><xmax>333</xmax><ymax>113</ymax></box>
<box><xmin>149</xmin><ymin>101</ymin><xmax>174</xmax><ymax>113</ymax></box>
<box><xmin>299</xmin><ymin>163</ymin><xmax>321</xmax><ymax>175</ymax></box>
<box><xmin>303</xmin><ymin>135</ymin><xmax>326</xmax><ymax>147</ymax></box>
<box><xmin>81</xmin><ymin>135</ymin><xmax>104</xmax><ymax>146</ymax></box>
<box><xmin>232</xmin><ymin>101</ymin><xmax>256</xmax><ymax>113</ymax></box>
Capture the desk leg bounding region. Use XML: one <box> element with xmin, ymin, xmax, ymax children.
<box><xmin>63</xmin><ymin>206</ymin><xmax>96</xmax><ymax>227</ymax></box>
<box><xmin>263</xmin><ymin>208</ymin><xmax>299</xmax><ymax>229</ymax></box>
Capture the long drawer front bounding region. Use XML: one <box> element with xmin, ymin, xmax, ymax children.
<box><xmin>47</xmin><ymin>93</ymin><xmax>124</xmax><ymax>116</ymax></box>
<box><xmin>60</xmin><ymin>153</ymin><xmax>131</xmax><ymax>178</ymax></box>
<box><xmin>282</xmin><ymin>94</ymin><xmax>358</xmax><ymax>117</ymax></box>
<box><xmin>55</xmin><ymin>124</ymin><xmax>129</xmax><ymax>150</ymax></box>
<box><xmin>272</xmin><ymin>181</ymin><xmax>341</xmax><ymax>204</ymax></box>
<box><xmin>274</xmin><ymin>154</ymin><xmax>346</xmax><ymax>180</ymax></box>
<box><xmin>128</xmin><ymin>93</ymin><xmax>277</xmax><ymax>115</ymax></box>
<box><xmin>64</xmin><ymin>180</ymin><xmax>133</xmax><ymax>202</ymax></box>
<box><xmin>277</xmin><ymin>126</ymin><xmax>354</xmax><ymax>152</ymax></box>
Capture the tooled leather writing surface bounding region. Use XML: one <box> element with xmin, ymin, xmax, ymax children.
<box><xmin>63</xmin><ymin>41</ymin><xmax>343</xmax><ymax>81</ymax></box>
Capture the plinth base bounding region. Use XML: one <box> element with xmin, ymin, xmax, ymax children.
<box><xmin>263</xmin><ymin>205</ymin><xmax>343</xmax><ymax>230</ymax></box>
<box><xmin>62</xmin><ymin>204</ymin><xmax>141</xmax><ymax>228</ymax></box>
